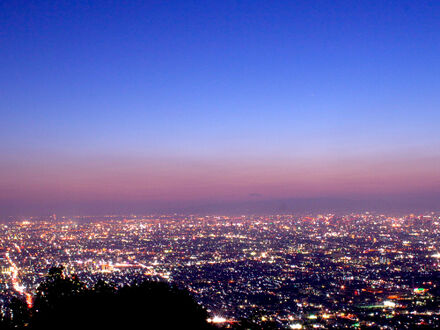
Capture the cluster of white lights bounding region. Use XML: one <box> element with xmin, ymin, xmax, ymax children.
<box><xmin>207</xmin><ymin>316</ymin><xmax>227</xmax><ymax>323</ymax></box>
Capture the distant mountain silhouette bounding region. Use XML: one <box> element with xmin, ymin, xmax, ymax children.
<box><xmin>165</xmin><ymin>195</ymin><xmax>440</xmax><ymax>215</ymax></box>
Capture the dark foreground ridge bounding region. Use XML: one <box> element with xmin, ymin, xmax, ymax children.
<box><xmin>1</xmin><ymin>266</ymin><xmax>212</xmax><ymax>329</ymax></box>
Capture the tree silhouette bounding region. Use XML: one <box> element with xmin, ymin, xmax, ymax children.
<box><xmin>20</xmin><ymin>266</ymin><xmax>213</xmax><ymax>329</ymax></box>
<box><xmin>0</xmin><ymin>296</ymin><xmax>30</xmax><ymax>329</ymax></box>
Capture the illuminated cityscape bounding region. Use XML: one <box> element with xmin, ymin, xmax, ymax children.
<box><xmin>1</xmin><ymin>213</ymin><xmax>439</xmax><ymax>328</ymax></box>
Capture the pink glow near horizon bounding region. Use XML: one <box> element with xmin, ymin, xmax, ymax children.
<box><xmin>1</xmin><ymin>152</ymin><xmax>439</xmax><ymax>203</ymax></box>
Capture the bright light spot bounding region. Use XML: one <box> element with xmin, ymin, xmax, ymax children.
<box><xmin>25</xmin><ymin>293</ymin><xmax>33</xmax><ymax>308</ymax></box>
<box><xmin>207</xmin><ymin>316</ymin><xmax>227</xmax><ymax>323</ymax></box>
<box><xmin>413</xmin><ymin>288</ymin><xmax>427</xmax><ymax>294</ymax></box>
<box><xmin>16</xmin><ymin>284</ymin><xmax>25</xmax><ymax>292</ymax></box>
<box><xmin>290</xmin><ymin>323</ymin><xmax>302</xmax><ymax>329</ymax></box>
<box><xmin>383</xmin><ymin>300</ymin><xmax>396</xmax><ymax>308</ymax></box>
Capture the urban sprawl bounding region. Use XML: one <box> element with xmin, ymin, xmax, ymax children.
<box><xmin>1</xmin><ymin>213</ymin><xmax>439</xmax><ymax>328</ymax></box>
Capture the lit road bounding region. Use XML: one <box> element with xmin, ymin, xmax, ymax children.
<box><xmin>5</xmin><ymin>250</ymin><xmax>33</xmax><ymax>308</ymax></box>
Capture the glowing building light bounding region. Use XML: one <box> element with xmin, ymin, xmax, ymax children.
<box><xmin>383</xmin><ymin>300</ymin><xmax>396</xmax><ymax>308</ymax></box>
<box><xmin>207</xmin><ymin>316</ymin><xmax>227</xmax><ymax>323</ymax></box>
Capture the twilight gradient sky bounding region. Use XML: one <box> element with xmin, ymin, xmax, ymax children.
<box><xmin>1</xmin><ymin>1</ymin><xmax>439</xmax><ymax>215</ymax></box>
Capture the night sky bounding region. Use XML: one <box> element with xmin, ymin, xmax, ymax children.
<box><xmin>1</xmin><ymin>1</ymin><xmax>439</xmax><ymax>215</ymax></box>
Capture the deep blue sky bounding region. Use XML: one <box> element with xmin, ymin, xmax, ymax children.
<box><xmin>1</xmin><ymin>1</ymin><xmax>439</xmax><ymax>215</ymax></box>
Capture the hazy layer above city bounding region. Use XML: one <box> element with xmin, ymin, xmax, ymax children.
<box><xmin>1</xmin><ymin>195</ymin><xmax>439</xmax><ymax>219</ymax></box>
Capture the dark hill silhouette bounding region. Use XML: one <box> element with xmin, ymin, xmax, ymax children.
<box><xmin>3</xmin><ymin>266</ymin><xmax>213</xmax><ymax>330</ymax></box>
